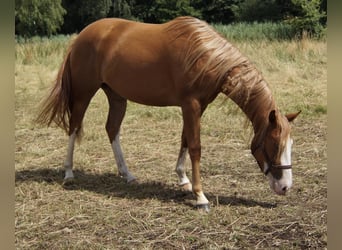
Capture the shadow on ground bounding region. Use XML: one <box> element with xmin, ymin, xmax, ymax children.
<box><xmin>15</xmin><ymin>168</ymin><xmax>276</xmax><ymax>209</ymax></box>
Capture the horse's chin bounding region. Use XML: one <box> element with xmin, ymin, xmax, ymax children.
<box><xmin>268</xmin><ymin>170</ymin><xmax>293</xmax><ymax>195</ymax></box>
<box><xmin>272</xmin><ymin>187</ymin><xmax>288</xmax><ymax>196</ymax></box>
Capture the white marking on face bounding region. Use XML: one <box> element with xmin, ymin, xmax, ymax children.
<box><xmin>280</xmin><ymin>137</ymin><xmax>293</xmax><ymax>166</ymax></box>
<box><xmin>268</xmin><ymin>136</ymin><xmax>293</xmax><ymax>195</ymax></box>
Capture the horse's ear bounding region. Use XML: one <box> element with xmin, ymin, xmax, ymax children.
<box><xmin>268</xmin><ymin>110</ymin><xmax>277</xmax><ymax>124</ymax></box>
<box><xmin>286</xmin><ymin>110</ymin><xmax>301</xmax><ymax>122</ymax></box>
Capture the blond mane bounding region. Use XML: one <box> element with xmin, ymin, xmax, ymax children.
<box><xmin>165</xmin><ymin>17</ymin><xmax>274</xmax><ymax>123</ymax></box>
<box><xmin>165</xmin><ymin>17</ymin><xmax>249</xmax><ymax>88</ymax></box>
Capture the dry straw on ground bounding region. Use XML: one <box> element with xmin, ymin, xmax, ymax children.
<box><xmin>15</xmin><ymin>35</ymin><xmax>326</xmax><ymax>249</ymax></box>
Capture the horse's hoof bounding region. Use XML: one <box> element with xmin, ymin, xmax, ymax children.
<box><xmin>196</xmin><ymin>203</ymin><xmax>210</xmax><ymax>212</ymax></box>
<box><xmin>127</xmin><ymin>178</ymin><xmax>138</xmax><ymax>184</ymax></box>
<box><xmin>180</xmin><ymin>183</ymin><xmax>193</xmax><ymax>192</ymax></box>
<box><xmin>123</xmin><ymin>173</ymin><xmax>136</xmax><ymax>183</ymax></box>
<box><xmin>62</xmin><ymin>177</ymin><xmax>74</xmax><ymax>186</ymax></box>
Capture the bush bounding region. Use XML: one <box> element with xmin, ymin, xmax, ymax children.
<box><xmin>15</xmin><ymin>0</ymin><xmax>66</xmax><ymax>37</ymax></box>
<box><xmin>287</xmin><ymin>0</ymin><xmax>326</xmax><ymax>38</ymax></box>
<box><xmin>62</xmin><ymin>0</ymin><xmax>112</xmax><ymax>33</ymax></box>
<box><xmin>212</xmin><ymin>22</ymin><xmax>297</xmax><ymax>41</ymax></box>
<box><xmin>230</xmin><ymin>0</ymin><xmax>326</xmax><ymax>39</ymax></box>
<box><xmin>232</xmin><ymin>0</ymin><xmax>282</xmax><ymax>22</ymax></box>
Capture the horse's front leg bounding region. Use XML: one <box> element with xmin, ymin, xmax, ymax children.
<box><xmin>181</xmin><ymin>98</ymin><xmax>210</xmax><ymax>212</ymax></box>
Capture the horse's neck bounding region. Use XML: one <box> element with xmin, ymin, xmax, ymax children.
<box><xmin>243</xmin><ymin>87</ymin><xmax>275</xmax><ymax>134</ymax></box>
<box><xmin>222</xmin><ymin>67</ymin><xmax>276</xmax><ymax>133</ymax></box>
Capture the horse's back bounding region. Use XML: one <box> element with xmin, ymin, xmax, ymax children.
<box><xmin>70</xmin><ymin>18</ymin><xmax>186</xmax><ymax>106</ymax></box>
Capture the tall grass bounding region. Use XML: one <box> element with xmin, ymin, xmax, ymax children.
<box><xmin>15</xmin><ymin>35</ymin><xmax>74</xmax><ymax>68</ymax></box>
<box><xmin>213</xmin><ymin>22</ymin><xmax>326</xmax><ymax>42</ymax></box>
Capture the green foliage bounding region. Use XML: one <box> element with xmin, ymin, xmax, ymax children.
<box><xmin>199</xmin><ymin>0</ymin><xmax>235</xmax><ymax>24</ymax></box>
<box><xmin>130</xmin><ymin>0</ymin><xmax>153</xmax><ymax>22</ymax></box>
<box><xmin>213</xmin><ymin>22</ymin><xmax>297</xmax><ymax>41</ymax></box>
<box><xmin>232</xmin><ymin>0</ymin><xmax>282</xmax><ymax>22</ymax></box>
<box><xmin>15</xmin><ymin>0</ymin><xmax>66</xmax><ymax>37</ymax></box>
<box><xmin>288</xmin><ymin>0</ymin><xmax>326</xmax><ymax>38</ymax></box>
<box><xmin>152</xmin><ymin>0</ymin><xmax>200</xmax><ymax>22</ymax></box>
<box><xmin>14</xmin><ymin>0</ymin><xmax>327</xmax><ymax>39</ymax></box>
<box><xmin>109</xmin><ymin>0</ymin><xmax>135</xmax><ymax>19</ymax></box>
<box><xmin>62</xmin><ymin>0</ymin><xmax>112</xmax><ymax>33</ymax></box>
<box><xmin>230</xmin><ymin>0</ymin><xmax>326</xmax><ymax>38</ymax></box>
<box><xmin>134</xmin><ymin>0</ymin><xmax>201</xmax><ymax>23</ymax></box>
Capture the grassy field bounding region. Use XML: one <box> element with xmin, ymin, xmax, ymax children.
<box><xmin>15</xmin><ymin>29</ymin><xmax>326</xmax><ymax>249</ymax></box>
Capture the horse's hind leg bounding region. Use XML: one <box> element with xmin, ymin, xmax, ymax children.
<box><xmin>64</xmin><ymin>94</ymin><xmax>95</xmax><ymax>181</ymax></box>
<box><xmin>102</xmin><ymin>85</ymin><xmax>136</xmax><ymax>182</ymax></box>
<box><xmin>64</xmin><ymin>130</ymin><xmax>77</xmax><ymax>180</ymax></box>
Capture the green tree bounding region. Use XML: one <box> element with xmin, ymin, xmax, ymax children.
<box><xmin>133</xmin><ymin>0</ymin><xmax>201</xmax><ymax>23</ymax></box>
<box><xmin>61</xmin><ymin>0</ymin><xmax>112</xmax><ymax>33</ymax></box>
<box><xmin>230</xmin><ymin>0</ymin><xmax>326</xmax><ymax>37</ymax></box>
<box><xmin>132</xmin><ymin>0</ymin><xmax>158</xmax><ymax>22</ymax></box>
<box><xmin>199</xmin><ymin>0</ymin><xmax>236</xmax><ymax>24</ymax></box>
<box><xmin>289</xmin><ymin>0</ymin><xmax>326</xmax><ymax>37</ymax></box>
<box><xmin>320</xmin><ymin>0</ymin><xmax>327</xmax><ymax>25</ymax></box>
<box><xmin>232</xmin><ymin>0</ymin><xmax>282</xmax><ymax>22</ymax></box>
<box><xmin>109</xmin><ymin>0</ymin><xmax>134</xmax><ymax>19</ymax></box>
<box><xmin>15</xmin><ymin>0</ymin><xmax>66</xmax><ymax>37</ymax></box>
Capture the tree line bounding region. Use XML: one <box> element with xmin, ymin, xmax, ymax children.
<box><xmin>15</xmin><ymin>0</ymin><xmax>326</xmax><ymax>38</ymax></box>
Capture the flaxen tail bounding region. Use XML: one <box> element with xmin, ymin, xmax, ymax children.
<box><xmin>36</xmin><ymin>48</ymin><xmax>72</xmax><ymax>134</ymax></box>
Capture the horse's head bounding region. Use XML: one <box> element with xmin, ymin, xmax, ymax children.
<box><xmin>251</xmin><ymin>110</ymin><xmax>300</xmax><ymax>195</ymax></box>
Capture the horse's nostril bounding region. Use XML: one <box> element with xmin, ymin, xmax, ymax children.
<box><xmin>282</xmin><ymin>186</ymin><xmax>288</xmax><ymax>192</ymax></box>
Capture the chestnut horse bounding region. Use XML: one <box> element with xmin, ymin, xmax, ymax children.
<box><xmin>37</xmin><ymin>17</ymin><xmax>300</xmax><ymax>211</ymax></box>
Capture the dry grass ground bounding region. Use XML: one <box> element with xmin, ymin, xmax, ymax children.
<box><xmin>15</xmin><ymin>36</ymin><xmax>326</xmax><ymax>249</ymax></box>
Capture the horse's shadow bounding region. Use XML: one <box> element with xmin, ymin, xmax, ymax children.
<box><xmin>15</xmin><ymin>168</ymin><xmax>277</xmax><ymax>209</ymax></box>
